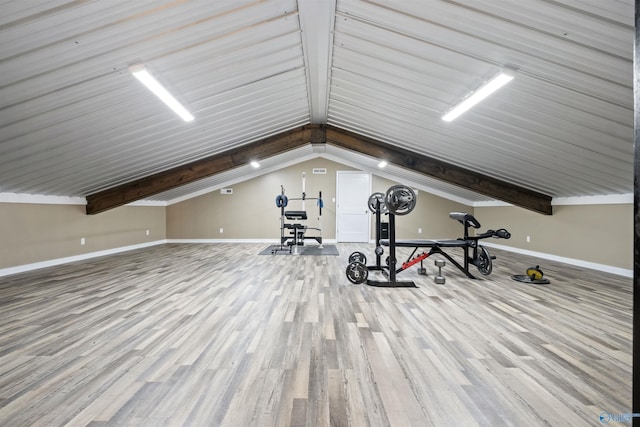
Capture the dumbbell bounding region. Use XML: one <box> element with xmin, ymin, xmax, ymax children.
<box><xmin>434</xmin><ymin>259</ymin><xmax>446</xmax><ymax>284</ymax></box>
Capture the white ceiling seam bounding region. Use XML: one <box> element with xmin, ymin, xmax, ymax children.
<box><xmin>297</xmin><ymin>0</ymin><xmax>337</xmax><ymax>123</ymax></box>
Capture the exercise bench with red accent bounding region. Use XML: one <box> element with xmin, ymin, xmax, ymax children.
<box><xmin>380</xmin><ymin>212</ymin><xmax>511</xmax><ymax>280</ymax></box>
<box><xmin>345</xmin><ymin>187</ymin><xmax>510</xmax><ymax>286</ymax></box>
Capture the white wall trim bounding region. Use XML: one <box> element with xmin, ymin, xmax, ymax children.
<box><xmin>0</xmin><ymin>193</ymin><xmax>87</xmax><ymax>205</ymax></box>
<box><xmin>167</xmin><ymin>239</ymin><xmax>279</xmax><ymax>244</ymax></box>
<box><xmin>473</xmin><ymin>200</ymin><xmax>513</xmax><ymax>207</ymax></box>
<box><xmin>0</xmin><ymin>193</ymin><xmax>174</xmax><ymax>207</ymax></box>
<box><xmin>166</xmin><ymin>239</ymin><xmax>337</xmax><ymax>244</ymax></box>
<box><xmin>3</xmin><ymin>239</ymin><xmax>626</xmax><ymax>279</ymax></box>
<box><xmin>0</xmin><ymin>240</ymin><xmax>167</xmax><ymax>278</ymax></box>
<box><xmin>551</xmin><ymin>193</ymin><xmax>633</xmax><ymax>206</ymax></box>
<box><xmin>127</xmin><ymin>200</ymin><xmax>167</xmax><ymax>207</ymax></box>
<box><xmin>481</xmin><ymin>242</ymin><xmax>633</xmax><ymax>278</ymax></box>
<box><xmin>467</xmin><ymin>193</ymin><xmax>635</xmax><ymax>208</ymax></box>
<box><xmin>1</xmin><ymin>239</ymin><xmax>342</xmax><ymax>277</ymax></box>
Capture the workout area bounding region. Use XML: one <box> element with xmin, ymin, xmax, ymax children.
<box><xmin>0</xmin><ymin>2</ymin><xmax>637</xmax><ymax>427</ymax></box>
<box><xmin>0</xmin><ymin>168</ymin><xmax>633</xmax><ymax>426</ymax></box>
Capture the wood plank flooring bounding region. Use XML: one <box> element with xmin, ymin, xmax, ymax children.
<box><xmin>0</xmin><ymin>243</ymin><xmax>632</xmax><ymax>426</ymax></box>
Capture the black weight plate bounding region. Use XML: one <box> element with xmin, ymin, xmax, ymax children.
<box><xmin>367</xmin><ymin>192</ymin><xmax>388</xmax><ymax>214</ymax></box>
<box><xmin>476</xmin><ymin>245</ymin><xmax>493</xmax><ymax>275</ymax></box>
<box><xmin>346</xmin><ymin>261</ymin><xmax>368</xmax><ymax>284</ymax></box>
<box><xmin>512</xmin><ymin>274</ymin><xmax>550</xmax><ymax>285</ymax></box>
<box><xmin>385</xmin><ymin>185</ymin><xmax>417</xmax><ymax>216</ymax></box>
<box><xmin>348</xmin><ymin>251</ymin><xmax>367</xmax><ymax>264</ymax></box>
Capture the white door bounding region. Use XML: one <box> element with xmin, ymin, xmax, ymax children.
<box><xmin>336</xmin><ymin>171</ymin><xmax>371</xmax><ymax>242</ymax></box>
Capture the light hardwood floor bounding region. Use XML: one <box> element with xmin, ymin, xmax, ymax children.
<box><xmin>0</xmin><ymin>243</ymin><xmax>632</xmax><ymax>426</ymax></box>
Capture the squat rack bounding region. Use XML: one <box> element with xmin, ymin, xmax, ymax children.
<box><xmin>272</xmin><ymin>172</ymin><xmax>324</xmax><ymax>254</ymax></box>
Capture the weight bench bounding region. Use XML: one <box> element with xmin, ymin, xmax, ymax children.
<box><xmin>380</xmin><ymin>238</ymin><xmax>479</xmax><ymax>279</ymax></box>
<box><xmin>281</xmin><ymin>210</ymin><xmax>322</xmax><ymax>248</ymax></box>
<box><xmin>344</xmin><ymin>189</ymin><xmax>510</xmax><ymax>286</ymax></box>
<box><xmin>380</xmin><ymin>212</ymin><xmax>510</xmax><ymax>279</ymax></box>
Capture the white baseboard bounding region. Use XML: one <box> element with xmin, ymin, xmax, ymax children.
<box><xmin>481</xmin><ymin>242</ymin><xmax>633</xmax><ymax>278</ymax></box>
<box><xmin>167</xmin><ymin>238</ymin><xmax>279</xmax><ymax>244</ymax></box>
<box><xmin>0</xmin><ymin>240</ymin><xmax>167</xmax><ymax>278</ymax></box>
<box><xmin>2</xmin><ymin>239</ymin><xmax>628</xmax><ymax>279</ymax></box>
<box><xmin>166</xmin><ymin>239</ymin><xmax>338</xmax><ymax>244</ymax></box>
<box><xmin>1</xmin><ymin>239</ymin><xmax>343</xmax><ymax>278</ymax></box>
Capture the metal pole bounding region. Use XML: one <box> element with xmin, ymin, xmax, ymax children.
<box><xmin>389</xmin><ymin>213</ymin><xmax>396</xmax><ymax>284</ymax></box>
<box><xmin>633</xmin><ymin>2</ymin><xmax>639</xmax><ymax>424</ymax></box>
<box><xmin>301</xmin><ymin>172</ymin><xmax>306</xmax><ymax>211</ymax></box>
<box><xmin>318</xmin><ymin>190</ymin><xmax>323</xmax><ymax>248</ymax></box>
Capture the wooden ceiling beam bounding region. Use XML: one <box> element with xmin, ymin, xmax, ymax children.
<box><xmin>325</xmin><ymin>125</ymin><xmax>553</xmax><ymax>215</ymax></box>
<box><xmin>85</xmin><ymin>125</ymin><xmax>319</xmax><ymax>214</ymax></box>
<box><xmin>86</xmin><ymin>123</ymin><xmax>552</xmax><ymax>215</ymax></box>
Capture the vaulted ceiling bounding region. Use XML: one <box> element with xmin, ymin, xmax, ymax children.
<box><xmin>0</xmin><ymin>1</ymin><xmax>634</xmax><ymax>212</ymax></box>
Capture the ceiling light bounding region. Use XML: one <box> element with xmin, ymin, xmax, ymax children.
<box><xmin>378</xmin><ymin>160</ymin><xmax>388</xmax><ymax>168</ymax></box>
<box><xmin>250</xmin><ymin>161</ymin><xmax>260</xmax><ymax>168</ymax></box>
<box><xmin>442</xmin><ymin>68</ymin><xmax>516</xmax><ymax>122</ymax></box>
<box><xmin>129</xmin><ymin>64</ymin><xmax>194</xmax><ymax>122</ymax></box>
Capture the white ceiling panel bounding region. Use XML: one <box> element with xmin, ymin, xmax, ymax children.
<box><xmin>328</xmin><ymin>0</ymin><xmax>633</xmax><ymax>198</ymax></box>
<box><xmin>0</xmin><ymin>0</ymin><xmax>634</xmax><ymax>206</ymax></box>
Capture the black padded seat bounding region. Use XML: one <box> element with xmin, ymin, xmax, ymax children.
<box><xmin>285</xmin><ymin>211</ymin><xmax>307</xmax><ymax>220</ymax></box>
<box><xmin>449</xmin><ymin>212</ymin><xmax>481</xmax><ymax>228</ymax></box>
<box><xmin>380</xmin><ymin>239</ymin><xmax>469</xmax><ymax>248</ymax></box>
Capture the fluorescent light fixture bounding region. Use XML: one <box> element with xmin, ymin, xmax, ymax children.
<box><xmin>129</xmin><ymin>64</ymin><xmax>194</xmax><ymax>122</ymax></box>
<box><xmin>442</xmin><ymin>68</ymin><xmax>516</xmax><ymax>122</ymax></box>
<box><xmin>378</xmin><ymin>160</ymin><xmax>388</xmax><ymax>168</ymax></box>
<box><xmin>250</xmin><ymin>161</ymin><xmax>260</xmax><ymax>168</ymax></box>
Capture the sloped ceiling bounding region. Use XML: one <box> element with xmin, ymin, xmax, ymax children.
<box><xmin>0</xmin><ymin>1</ymin><xmax>634</xmax><ymax>207</ymax></box>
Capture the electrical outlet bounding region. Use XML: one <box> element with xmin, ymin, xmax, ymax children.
<box><xmin>219</xmin><ymin>228</ymin><xmax>224</xmax><ymax>234</ymax></box>
<box><xmin>146</xmin><ymin>229</ymin><xmax>150</xmax><ymax>236</ymax></box>
<box><xmin>418</xmin><ymin>228</ymin><xmax>422</xmax><ymax>234</ymax></box>
<box><xmin>80</xmin><ymin>237</ymin><xmax>85</xmax><ymax>245</ymax></box>
<box><xmin>526</xmin><ymin>235</ymin><xmax>531</xmax><ymax>243</ymax></box>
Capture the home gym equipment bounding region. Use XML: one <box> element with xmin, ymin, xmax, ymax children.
<box><xmin>526</xmin><ymin>265</ymin><xmax>543</xmax><ymax>280</ymax></box>
<box><xmin>434</xmin><ymin>260</ymin><xmax>446</xmax><ymax>284</ymax></box>
<box><xmin>346</xmin><ymin>184</ymin><xmax>418</xmax><ymax>287</ymax></box>
<box><xmin>380</xmin><ymin>212</ymin><xmax>511</xmax><ymax>280</ymax></box>
<box><xmin>272</xmin><ymin>173</ymin><xmax>324</xmax><ymax>254</ymax></box>
<box><xmin>345</xmin><ymin>186</ymin><xmax>511</xmax><ymax>286</ymax></box>
<box><xmin>511</xmin><ymin>265</ymin><xmax>551</xmax><ymax>285</ymax></box>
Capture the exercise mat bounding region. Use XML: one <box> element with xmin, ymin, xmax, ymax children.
<box><xmin>259</xmin><ymin>245</ymin><xmax>339</xmax><ymax>256</ymax></box>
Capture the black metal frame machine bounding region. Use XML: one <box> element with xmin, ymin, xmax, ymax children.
<box><xmin>345</xmin><ymin>185</ymin><xmax>511</xmax><ymax>286</ymax></box>
<box><xmin>272</xmin><ymin>172</ymin><xmax>324</xmax><ymax>254</ymax></box>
